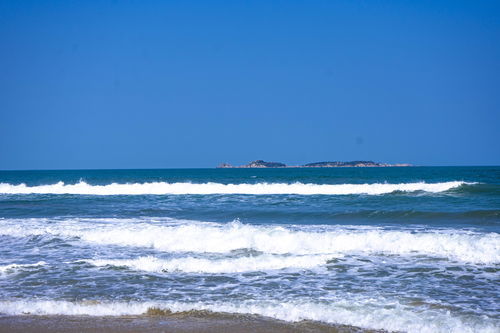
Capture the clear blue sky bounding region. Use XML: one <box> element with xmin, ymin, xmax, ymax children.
<box><xmin>1</xmin><ymin>0</ymin><xmax>499</xmax><ymax>169</ymax></box>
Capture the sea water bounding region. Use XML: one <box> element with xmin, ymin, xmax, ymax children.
<box><xmin>0</xmin><ymin>167</ymin><xmax>498</xmax><ymax>332</ymax></box>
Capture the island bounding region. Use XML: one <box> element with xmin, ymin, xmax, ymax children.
<box><xmin>217</xmin><ymin>160</ymin><xmax>412</xmax><ymax>168</ymax></box>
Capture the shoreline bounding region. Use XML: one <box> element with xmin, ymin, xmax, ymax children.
<box><xmin>0</xmin><ymin>313</ymin><xmax>384</xmax><ymax>333</ymax></box>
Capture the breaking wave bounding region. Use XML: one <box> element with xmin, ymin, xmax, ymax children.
<box><xmin>0</xmin><ymin>180</ymin><xmax>469</xmax><ymax>195</ymax></box>
<box><xmin>0</xmin><ymin>299</ymin><xmax>496</xmax><ymax>333</ymax></box>
<box><xmin>0</xmin><ymin>261</ymin><xmax>46</xmax><ymax>276</ymax></box>
<box><xmin>84</xmin><ymin>254</ymin><xmax>335</xmax><ymax>273</ymax></box>
<box><xmin>0</xmin><ymin>218</ymin><xmax>497</xmax><ymax>264</ymax></box>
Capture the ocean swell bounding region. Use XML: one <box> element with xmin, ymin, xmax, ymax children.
<box><xmin>0</xmin><ymin>180</ymin><xmax>469</xmax><ymax>195</ymax></box>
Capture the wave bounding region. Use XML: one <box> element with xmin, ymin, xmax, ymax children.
<box><xmin>0</xmin><ymin>180</ymin><xmax>469</xmax><ymax>195</ymax></box>
<box><xmin>84</xmin><ymin>254</ymin><xmax>335</xmax><ymax>273</ymax></box>
<box><xmin>453</xmin><ymin>182</ymin><xmax>500</xmax><ymax>195</ymax></box>
<box><xmin>327</xmin><ymin>209</ymin><xmax>500</xmax><ymax>220</ymax></box>
<box><xmin>0</xmin><ymin>299</ymin><xmax>496</xmax><ymax>333</ymax></box>
<box><xmin>1</xmin><ymin>218</ymin><xmax>498</xmax><ymax>264</ymax></box>
<box><xmin>0</xmin><ymin>261</ymin><xmax>46</xmax><ymax>276</ymax></box>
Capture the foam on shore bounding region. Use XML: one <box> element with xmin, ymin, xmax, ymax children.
<box><xmin>0</xmin><ymin>299</ymin><xmax>496</xmax><ymax>333</ymax></box>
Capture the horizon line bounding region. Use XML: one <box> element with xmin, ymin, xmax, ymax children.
<box><xmin>1</xmin><ymin>165</ymin><xmax>500</xmax><ymax>172</ymax></box>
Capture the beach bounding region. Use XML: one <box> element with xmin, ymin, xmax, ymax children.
<box><xmin>0</xmin><ymin>313</ymin><xmax>380</xmax><ymax>333</ymax></box>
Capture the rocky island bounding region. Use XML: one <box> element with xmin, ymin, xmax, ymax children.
<box><xmin>217</xmin><ymin>160</ymin><xmax>411</xmax><ymax>168</ymax></box>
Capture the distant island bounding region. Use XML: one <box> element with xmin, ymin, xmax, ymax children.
<box><xmin>217</xmin><ymin>160</ymin><xmax>412</xmax><ymax>168</ymax></box>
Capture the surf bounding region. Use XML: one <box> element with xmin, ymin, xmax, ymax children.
<box><xmin>0</xmin><ymin>299</ymin><xmax>496</xmax><ymax>333</ymax></box>
<box><xmin>0</xmin><ymin>180</ymin><xmax>470</xmax><ymax>195</ymax></box>
<box><xmin>1</xmin><ymin>218</ymin><xmax>497</xmax><ymax>264</ymax></box>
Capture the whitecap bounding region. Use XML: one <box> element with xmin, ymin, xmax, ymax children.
<box><xmin>0</xmin><ymin>180</ymin><xmax>469</xmax><ymax>195</ymax></box>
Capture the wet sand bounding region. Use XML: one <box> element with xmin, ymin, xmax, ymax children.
<box><xmin>0</xmin><ymin>313</ymin><xmax>383</xmax><ymax>333</ymax></box>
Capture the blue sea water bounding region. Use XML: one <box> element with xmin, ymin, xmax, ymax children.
<box><xmin>0</xmin><ymin>167</ymin><xmax>498</xmax><ymax>332</ymax></box>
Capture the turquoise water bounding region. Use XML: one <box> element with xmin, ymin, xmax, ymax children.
<box><xmin>0</xmin><ymin>167</ymin><xmax>498</xmax><ymax>332</ymax></box>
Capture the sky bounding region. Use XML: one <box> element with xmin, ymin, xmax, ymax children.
<box><xmin>0</xmin><ymin>0</ymin><xmax>499</xmax><ymax>169</ymax></box>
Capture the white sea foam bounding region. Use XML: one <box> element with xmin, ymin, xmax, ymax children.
<box><xmin>0</xmin><ymin>299</ymin><xmax>496</xmax><ymax>333</ymax></box>
<box><xmin>84</xmin><ymin>254</ymin><xmax>335</xmax><ymax>273</ymax></box>
<box><xmin>0</xmin><ymin>180</ymin><xmax>468</xmax><ymax>195</ymax></box>
<box><xmin>75</xmin><ymin>224</ymin><xmax>500</xmax><ymax>263</ymax></box>
<box><xmin>0</xmin><ymin>218</ymin><xmax>498</xmax><ymax>264</ymax></box>
<box><xmin>0</xmin><ymin>261</ymin><xmax>46</xmax><ymax>276</ymax></box>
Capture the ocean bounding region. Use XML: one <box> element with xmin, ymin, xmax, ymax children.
<box><xmin>0</xmin><ymin>167</ymin><xmax>498</xmax><ymax>332</ymax></box>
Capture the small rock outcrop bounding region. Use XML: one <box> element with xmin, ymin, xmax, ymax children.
<box><xmin>246</xmin><ymin>160</ymin><xmax>287</xmax><ymax>168</ymax></box>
